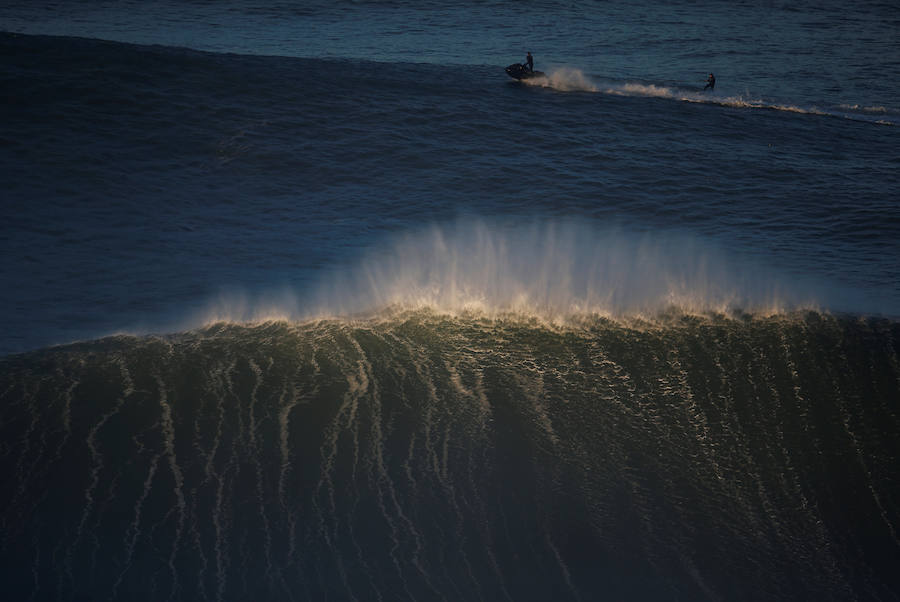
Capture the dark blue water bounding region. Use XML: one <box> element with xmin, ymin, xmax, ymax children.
<box><xmin>2</xmin><ymin>1</ymin><xmax>899</xmax><ymax>353</ymax></box>
<box><xmin>2</xmin><ymin>1</ymin><xmax>900</xmax><ymax>600</ymax></box>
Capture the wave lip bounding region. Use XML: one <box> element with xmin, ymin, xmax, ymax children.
<box><xmin>299</xmin><ymin>219</ymin><xmax>817</xmax><ymax>324</ymax></box>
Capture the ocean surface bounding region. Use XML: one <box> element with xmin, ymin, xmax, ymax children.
<box><xmin>2</xmin><ymin>1</ymin><xmax>900</xmax><ymax>600</ymax></box>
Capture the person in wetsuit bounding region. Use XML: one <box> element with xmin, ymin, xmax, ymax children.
<box><xmin>524</xmin><ymin>52</ymin><xmax>534</xmax><ymax>72</ymax></box>
<box><xmin>704</xmin><ymin>73</ymin><xmax>716</xmax><ymax>90</ymax></box>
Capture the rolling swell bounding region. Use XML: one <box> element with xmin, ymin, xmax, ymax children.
<box><xmin>2</xmin><ymin>311</ymin><xmax>899</xmax><ymax>600</ymax></box>
<box><xmin>4</xmin><ymin>32</ymin><xmax>900</xmax><ymax>359</ymax></box>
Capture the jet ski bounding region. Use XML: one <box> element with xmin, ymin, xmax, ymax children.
<box><xmin>505</xmin><ymin>63</ymin><xmax>545</xmax><ymax>81</ymax></box>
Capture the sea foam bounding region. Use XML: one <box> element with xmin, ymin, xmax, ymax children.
<box><xmin>190</xmin><ymin>218</ymin><xmax>827</xmax><ymax>330</ymax></box>
<box><xmin>522</xmin><ymin>68</ymin><xmax>599</xmax><ymax>92</ymax></box>
<box><xmin>315</xmin><ymin>219</ymin><xmax>816</xmax><ymax>319</ymax></box>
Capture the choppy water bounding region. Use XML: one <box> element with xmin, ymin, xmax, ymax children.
<box><xmin>2</xmin><ymin>1</ymin><xmax>900</xmax><ymax>600</ymax></box>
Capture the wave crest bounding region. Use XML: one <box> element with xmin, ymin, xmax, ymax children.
<box><xmin>298</xmin><ymin>219</ymin><xmax>816</xmax><ymax>322</ymax></box>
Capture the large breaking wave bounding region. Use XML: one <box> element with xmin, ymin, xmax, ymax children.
<box><xmin>1</xmin><ymin>311</ymin><xmax>899</xmax><ymax>600</ymax></box>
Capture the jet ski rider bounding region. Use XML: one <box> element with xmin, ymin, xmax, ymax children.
<box><xmin>524</xmin><ymin>52</ymin><xmax>534</xmax><ymax>72</ymax></box>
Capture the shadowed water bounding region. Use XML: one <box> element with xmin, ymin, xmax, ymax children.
<box><xmin>2</xmin><ymin>311</ymin><xmax>899</xmax><ymax>600</ymax></box>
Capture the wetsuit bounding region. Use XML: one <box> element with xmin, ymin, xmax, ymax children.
<box><xmin>704</xmin><ymin>74</ymin><xmax>716</xmax><ymax>90</ymax></box>
<box><xmin>525</xmin><ymin>53</ymin><xmax>534</xmax><ymax>72</ymax></box>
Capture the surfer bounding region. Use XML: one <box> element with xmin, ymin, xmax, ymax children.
<box><xmin>704</xmin><ymin>73</ymin><xmax>716</xmax><ymax>91</ymax></box>
<box><xmin>524</xmin><ymin>52</ymin><xmax>534</xmax><ymax>72</ymax></box>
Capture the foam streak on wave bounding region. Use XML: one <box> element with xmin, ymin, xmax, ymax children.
<box><xmin>1</xmin><ymin>311</ymin><xmax>899</xmax><ymax>600</ymax></box>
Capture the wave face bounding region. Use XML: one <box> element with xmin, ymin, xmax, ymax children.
<box><xmin>2</xmin><ymin>312</ymin><xmax>899</xmax><ymax>601</ymax></box>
